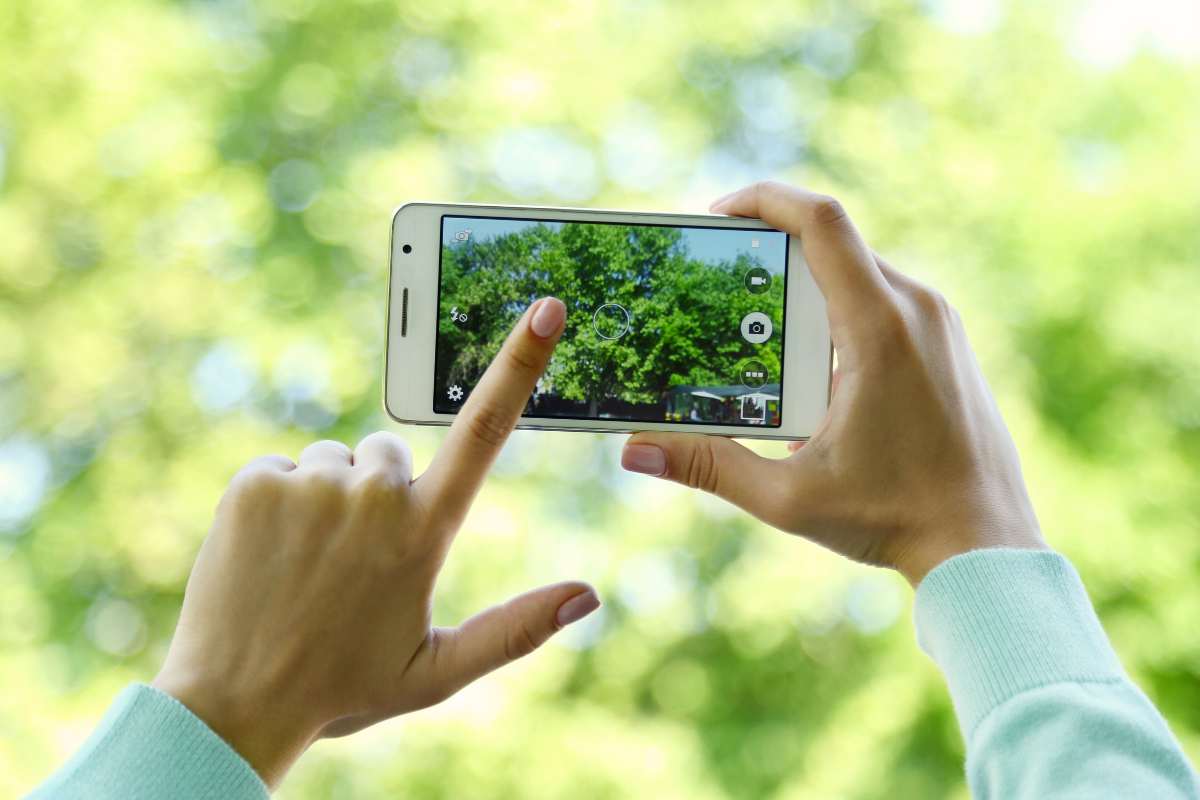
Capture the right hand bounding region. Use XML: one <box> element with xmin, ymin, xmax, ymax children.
<box><xmin>152</xmin><ymin>297</ymin><xmax>599</xmax><ymax>788</ymax></box>
<box><xmin>621</xmin><ymin>181</ymin><xmax>1046</xmax><ymax>586</ymax></box>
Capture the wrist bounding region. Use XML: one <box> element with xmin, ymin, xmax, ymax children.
<box><xmin>151</xmin><ymin>670</ymin><xmax>318</xmax><ymax>789</ymax></box>
<box><xmin>896</xmin><ymin>520</ymin><xmax>1048</xmax><ymax>588</ymax></box>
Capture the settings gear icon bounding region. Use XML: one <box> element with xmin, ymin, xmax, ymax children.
<box><xmin>447</xmin><ymin>384</ymin><xmax>464</xmax><ymax>402</ymax></box>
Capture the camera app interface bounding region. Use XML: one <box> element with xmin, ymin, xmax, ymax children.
<box><xmin>433</xmin><ymin>215</ymin><xmax>787</xmax><ymax>427</ymax></box>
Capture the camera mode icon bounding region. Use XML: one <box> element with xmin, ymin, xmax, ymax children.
<box><xmin>740</xmin><ymin>312</ymin><xmax>773</xmax><ymax>345</ymax></box>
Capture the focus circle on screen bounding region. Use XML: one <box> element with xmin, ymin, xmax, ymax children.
<box><xmin>593</xmin><ymin>302</ymin><xmax>632</xmax><ymax>340</ymax></box>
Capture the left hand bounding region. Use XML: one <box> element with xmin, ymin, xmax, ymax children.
<box><xmin>152</xmin><ymin>298</ymin><xmax>600</xmax><ymax>788</ymax></box>
<box><xmin>620</xmin><ymin>182</ymin><xmax>1045</xmax><ymax>586</ymax></box>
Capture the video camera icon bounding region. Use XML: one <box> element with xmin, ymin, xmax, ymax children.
<box><xmin>744</xmin><ymin>267</ymin><xmax>771</xmax><ymax>295</ymax></box>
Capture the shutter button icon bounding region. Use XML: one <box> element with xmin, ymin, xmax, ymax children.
<box><xmin>740</xmin><ymin>312</ymin><xmax>772</xmax><ymax>344</ymax></box>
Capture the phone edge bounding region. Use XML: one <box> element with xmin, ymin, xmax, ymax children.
<box><xmin>382</xmin><ymin>201</ymin><xmax>821</xmax><ymax>441</ymax></box>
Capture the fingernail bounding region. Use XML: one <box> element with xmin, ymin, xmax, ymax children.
<box><xmin>556</xmin><ymin>589</ymin><xmax>601</xmax><ymax>627</ymax></box>
<box><xmin>621</xmin><ymin>444</ymin><xmax>666</xmax><ymax>476</ymax></box>
<box><xmin>530</xmin><ymin>297</ymin><xmax>566</xmax><ymax>338</ymax></box>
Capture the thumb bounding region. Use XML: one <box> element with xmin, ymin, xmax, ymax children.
<box><xmin>420</xmin><ymin>582</ymin><xmax>600</xmax><ymax>698</ymax></box>
<box><xmin>621</xmin><ymin>433</ymin><xmax>794</xmax><ymax>528</ymax></box>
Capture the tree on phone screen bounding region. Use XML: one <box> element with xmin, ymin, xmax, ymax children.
<box><xmin>436</xmin><ymin>222</ymin><xmax>783</xmax><ymax>421</ymax></box>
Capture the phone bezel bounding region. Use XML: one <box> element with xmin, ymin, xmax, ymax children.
<box><xmin>384</xmin><ymin>202</ymin><xmax>831</xmax><ymax>440</ymax></box>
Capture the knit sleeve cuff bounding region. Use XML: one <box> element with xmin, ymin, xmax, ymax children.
<box><xmin>914</xmin><ymin>548</ymin><xmax>1125</xmax><ymax>738</ymax></box>
<box><xmin>29</xmin><ymin>683</ymin><xmax>268</xmax><ymax>799</ymax></box>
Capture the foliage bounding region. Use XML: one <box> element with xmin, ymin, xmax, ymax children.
<box><xmin>1</xmin><ymin>0</ymin><xmax>1198</xmax><ymax>798</ymax></box>
<box><xmin>435</xmin><ymin>223</ymin><xmax>783</xmax><ymax>414</ymax></box>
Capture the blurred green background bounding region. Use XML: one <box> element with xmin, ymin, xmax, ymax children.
<box><xmin>2</xmin><ymin>0</ymin><xmax>1198</xmax><ymax>797</ymax></box>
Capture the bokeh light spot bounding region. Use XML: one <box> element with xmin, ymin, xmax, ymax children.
<box><xmin>603</xmin><ymin>108</ymin><xmax>671</xmax><ymax>192</ymax></box>
<box><xmin>802</xmin><ymin>28</ymin><xmax>858</xmax><ymax>80</ymax></box>
<box><xmin>924</xmin><ymin>0</ymin><xmax>1002</xmax><ymax>36</ymax></box>
<box><xmin>85</xmin><ymin>597</ymin><xmax>148</xmax><ymax>657</ymax></box>
<box><xmin>1070</xmin><ymin>0</ymin><xmax>1200</xmax><ymax>69</ymax></box>
<box><xmin>0</xmin><ymin>438</ymin><xmax>52</xmax><ymax>534</ymax></box>
<box><xmin>617</xmin><ymin>551</ymin><xmax>696</xmax><ymax>614</ymax></box>
<box><xmin>394</xmin><ymin>38</ymin><xmax>455</xmax><ymax>92</ymax></box>
<box><xmin>280</xmin><ymin>62</ymin><xmax>339</xmax><ymax>119</ymax></box>
<box><xmin>844</xmin><ymin>575</ymin><xmax>902</xmax><ymax>635</ymax></box>
<box><xmin>491</xmin><ymin>128</ymin><xmax>598</xmax><ymax>201</ymax></box>
<box><xmin>192</xmin><ymin>341</ymin><xmax>257</xmax><ymax>413</ymax></box>
<box><xmin>268</xmin><ymin>159</ymin><xmax>323</xmax><ymax>212</ymax></box>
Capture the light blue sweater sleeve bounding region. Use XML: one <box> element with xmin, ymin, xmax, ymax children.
<box><xmin>27</xmin><ymin>683</ymin><xmax>267</xmax><ymax>800</ymax></box>
<box><xmin>915</xmin><ymin>549</ymin><xmax>1200</xmax><ymax>799</ymax></box>
<box><xmin>28</xmin><ymin>550</ymin><xmax>1200</xmax><ymax>798</ymax></box>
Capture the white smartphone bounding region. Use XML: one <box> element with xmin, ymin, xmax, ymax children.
<box><xmin>384</xmin><ymin>203</ymin><xmax>831</xmax><ymax>440</ymax></box>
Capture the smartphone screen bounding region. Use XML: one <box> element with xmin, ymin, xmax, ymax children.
<box><xmin>433</xmin><ymin>215</ymin><xmax>788</xmax><ymax>427</ymax></box>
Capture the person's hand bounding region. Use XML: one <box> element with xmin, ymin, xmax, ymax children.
<box><xmin>152</xmin><ymin>297</ymin><xmax>600</xmax><ymax>788</ymax></box>
<box><xmin>621</xmin><ymin>182</ymin><xmax>1046</xmax><ymax>586</ymax></box>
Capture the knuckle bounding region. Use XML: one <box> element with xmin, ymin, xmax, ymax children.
<box><xmin>909</xmin><ymin>285</ymin><xmax>953</xmax><ymax>322</ymax></box>
<box><xmin>359</xmin><ymin>429</ymin><xmax>392</xmax><ymax>443</ymax></box>
<box><xmin>358</xmin><ymin>429</ymin><xmax>402</xmax><ymax>450</ymax></box>
<box><xmin>301</xmin><ymin>464</ymin><xmax>344</xmax><ymax>487</ymax></box>
<box><xmin>752</xmin><ymin>179</ymin><xmax>780</xmax><ymax>200</ymax></box>
<box><xmin>305</xmin><ymin>439</ymin><xmax>350</xmax><ymax>457</ymax></box>
<box><xmin>297</xmin><ymin>466</ymin><xmax>348</xmax><ymax>503</ymax></box>
<box><xmin>683</xmin><ymin>438</ymin><xmax>722</xmax><ymax>494</ymax></box>
<box><xmin>225</xmin><ymin>464</ymin><xmax>287</xmax><ymax>505</ymax></box>
<box><xmin>948</xmin><ymin>304</ymin><xmax>965</xmax><ymax>331</ymax></box>
<box><xmin>352</xmin><ymin>467</ymin><xmax>407</xmax><ymax>502</ymax></box>
<box><xmin>409</xmin><ymin>629</ymin><xmax>457</xmax><ymax>706</ymax></box>
<box><xmin>861</xmin><ymin>304</ymin><xmax>919</xmax><ymax>364</ymax></box>
<box><xmin>502</xmin><ymin>605</ymin><xmax>542</xmax><ymax>662</ymax></box>
<box><xmin>465</xmin><ymin>404</ymin><xmax>513</xmax><ymax>448</ymax></box>
<box><xmin>810</xmin><ymin>194</ymin><xmax>849</xmax><ymax>227</ymax></box>
<box><xmin>874</xmin><ymin>302</ymin><xmax>910</xmax><ymax>339</ymax></box>
<box><xmin>502</xmin><ymin>342</ymin><xmax>542</xmax><ymax>376</ymax></box>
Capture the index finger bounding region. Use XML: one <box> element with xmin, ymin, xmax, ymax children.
<box><xmin>711</xmin><ymin>181</ymin><xmax>892</xmax><ymax>318</ymax></box>
<box><xmin>415</xmin><ymin>297</ymin><xmax>566</xmax><ymax>523</ymax></box>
